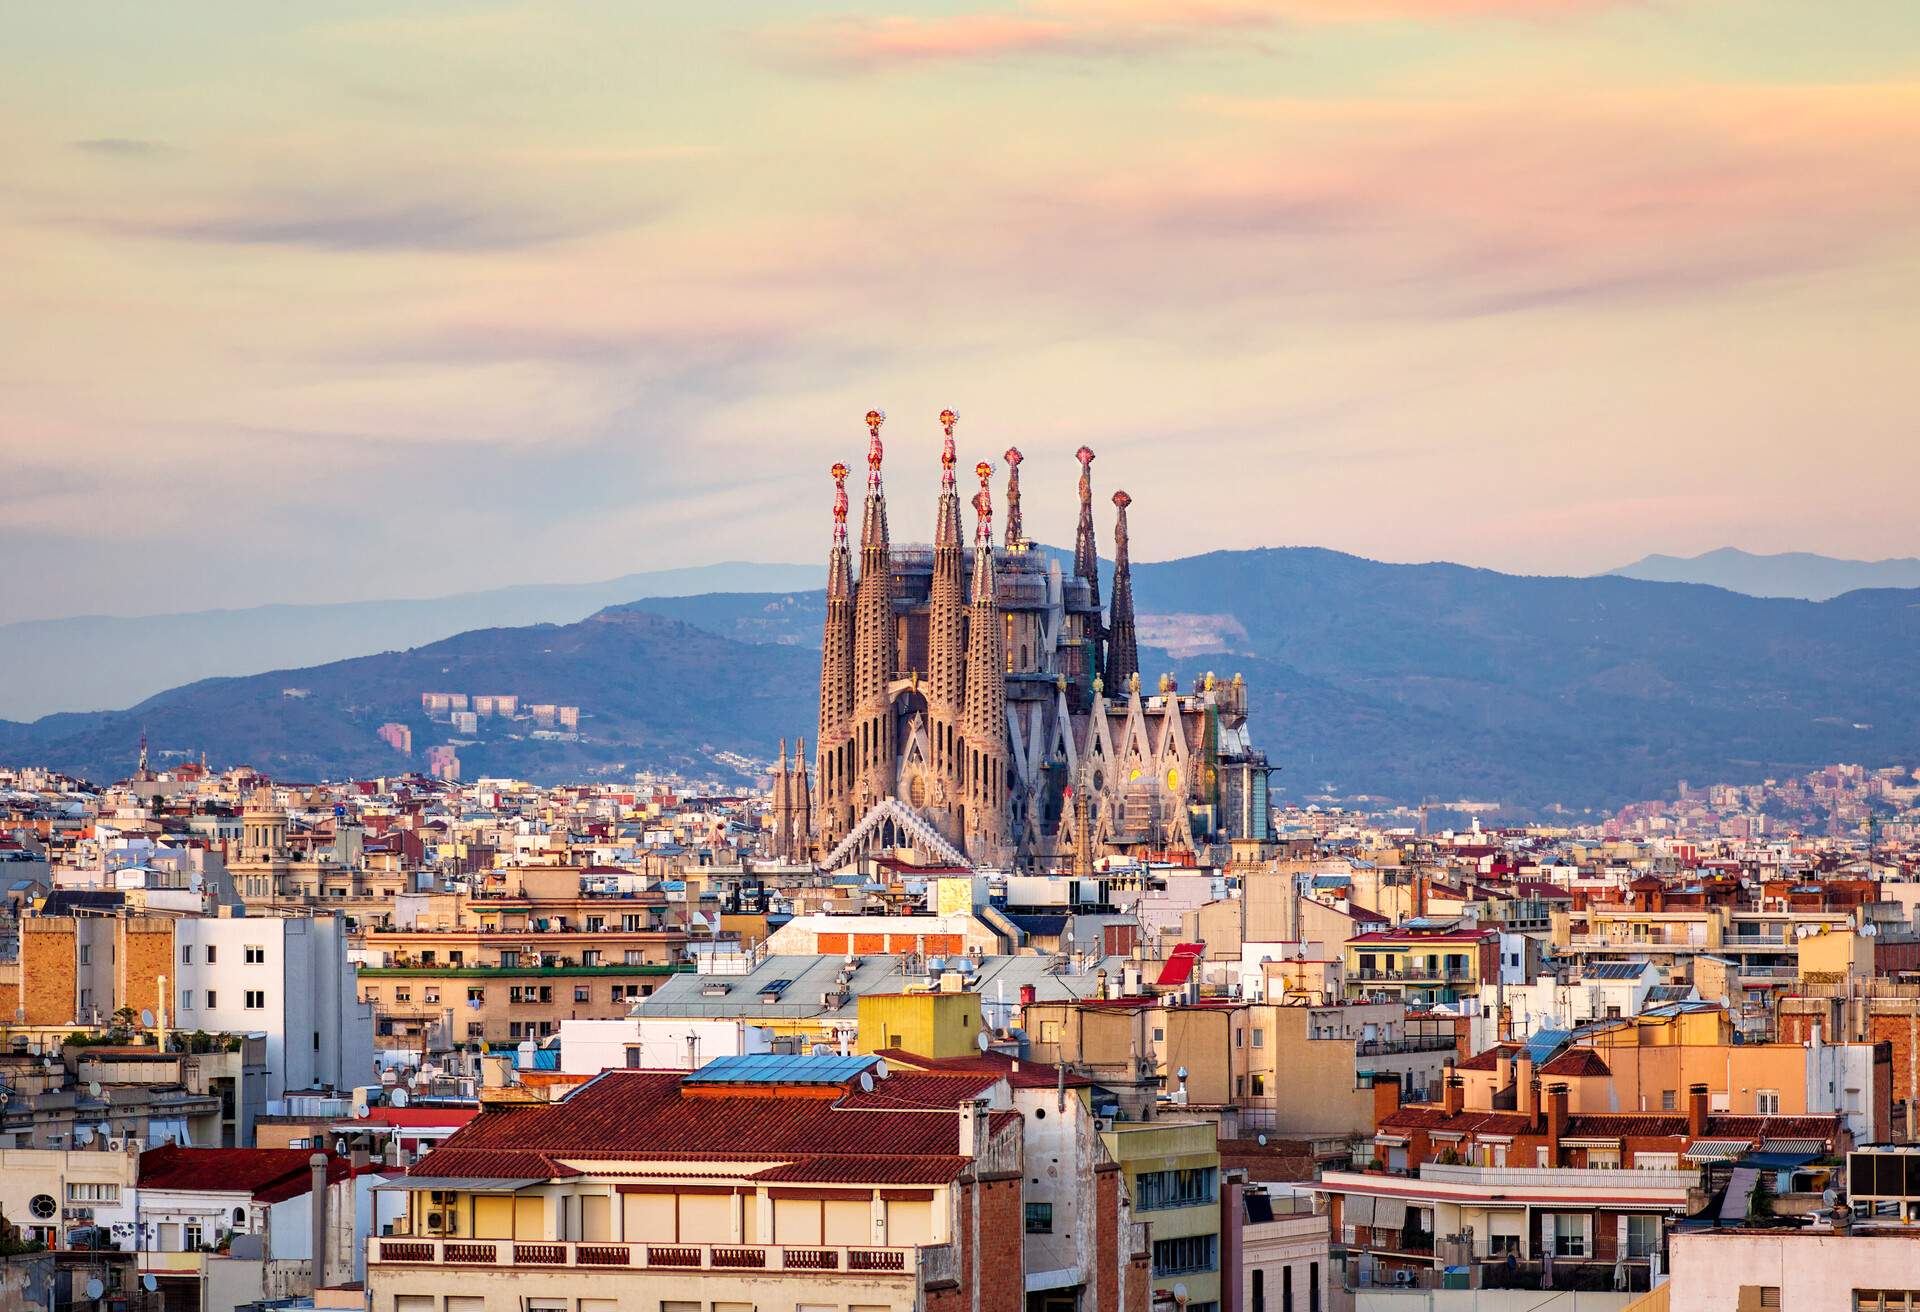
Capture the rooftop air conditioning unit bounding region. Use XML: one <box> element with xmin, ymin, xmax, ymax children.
<box><xmin>425</xmin><ymin>1210</ymin><xmax>452</xmax><ymax>1234</ymax></box>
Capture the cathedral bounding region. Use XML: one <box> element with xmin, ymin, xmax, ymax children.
<box><xmin>768</xmin><ymin>410</ymin><xmax>1272</xmax><ymax>871</ymax></box>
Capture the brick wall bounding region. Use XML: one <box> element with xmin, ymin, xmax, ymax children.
<box><xmin>21</xmin><ymin>918</ymin><xmax>76</xmax><ymax>1024</ymax></box>
<box><xmin>119</xmin><ymin>917</ymin><xmax>175</xmax><ymax>1022</ymax></box>
<box><xmin>1095</xmin><ymin>1166</ymin><xmax>1121</xmax><ymax>1312</ymax></box>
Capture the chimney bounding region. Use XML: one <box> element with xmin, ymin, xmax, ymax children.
<box><xmin>309</xmin><ymin>1153</ymin><xmax>328</xmax><ymax>1290</ymax></box>
<box><xmin>1517</xmin><ymin>1051</ymin><xmax>1536</xmax><ymax>1122</ymax></box>
<box><xmin>1687</xmin><ymin>1083</ymin><xmax>1709</xmax><ymax>1139</ymax></box>
<box><xmin>1372</xmin><ymin>1073</ymin><xmax>1402</xmax><ymax>1129</ymax></box>
<box><xmin>1546</xmin><ymin>1083</ymin><xmax>1569</xmax><ymax>1158</ymax></box>
<box><xmin>1443</xmin><ymin>1074</ymin><xmax>1464</xmax><ymax>1117</ymax></box>
<box><xmin>958</xmin><ymin>1097</ymin><xmax>987</xmax><ymax>1159</ymax></box>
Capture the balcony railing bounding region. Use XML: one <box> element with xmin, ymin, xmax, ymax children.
<box><xmin>1415</xmin><ymin>1163</ymin><xmax>1699</xmax><ymax>1191</ymax></box>
<box><xmin>372</xmin><ymin>1237</ymin><xmax>924</xmax><ymax>1276</ymax></box>
<box><xmin>1354</xmin><ymin>968</ymin><xmax>1476</xmax><ymax>984</ymax></box>
<box><xmin>1354</xmin><ymin>1035</ymin><xmax>1459</xmax><ymax>1057</ymax></box>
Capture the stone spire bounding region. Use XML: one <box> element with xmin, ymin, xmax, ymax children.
<box><xmin>851</xmin><ymin>410</ymin><xmax>897</xmax><ymax>816</ymax></box>
<box><xmin>815</xmin><ymin>460</ymin><xmax>857</xmax><ymax>850</ymax></box>
<box><xmin>962</xmin><ymin>461</ymin><xmax>1011</xmax><ymax>864</ymax></box>
<box><xmin>1104</xmin><ymin>489</ymin><xmax>1139</xmax><ymax>692</ymax></box>
<box><xmin>771</xmin><ymin>736</ymin><xmax>791</xmax><ymax>859</ymax></box>
<box><xmin>1072</xmin><ymin>444</ymin><xmax>1105</xmax><ymax>710</ymax></box>
<box><xmin>1003</xmin><ymin>447</ymin><xmax>1024</xmax><ymax>550</ymax></box>
<box><xmin>926</xmin><ymin>409</ymin><xmax>968</xmax><ymax>836</ymax></box>
<box><xmin>792</xmin><ymin>737</ymin><xmax>812</xmax><ymax>862</ymax></box>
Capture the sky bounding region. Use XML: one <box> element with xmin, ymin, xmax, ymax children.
<box><xmin>3</xmin><ymin>1</ymin><xmax>1918</xmax><ymax>623</ymax></box>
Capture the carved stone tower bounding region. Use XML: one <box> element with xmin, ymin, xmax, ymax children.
<box><xmin>1105</xmin><ymin>489</ymin><xmax>1139</xmax><ymax>692</ymax></box>
<box><xmin>815</xmin><ymin>461</ymin><xmax>856</xmax><ymax>850</ymax></box>
<box><xmin>962</xmin><ymin>462</ymin><xmax>1012</xmax><ymax>863</ymax></box>
<box><xmin>1003</xmin><ymin>447</ymin><xmax>1024</xmax><ymax>550</ymax></box>
<box><xmin>926</xmin><ymin>409</ymin><xmax>968</xmax><ymax>838</ymax></box>
<box><xmin>850</xmin><ymin>410</ymin><xmax>897</xmax><ymax>816</ymax></box>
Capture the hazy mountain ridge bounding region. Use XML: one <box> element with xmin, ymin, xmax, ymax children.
<box><xmin>1607</xmin><ymin>547</ymin><xmax>1920</xmax><ymax>601</ymax></box>
<box><xmin>6</xmin><ymin>547</ymin><xmax>1919</xmax><ymax>810</ymax></box>
<box><xmin>0</xmin><ymin>561</ymin><xmax>819</xmax><ymax>721</ymax></box>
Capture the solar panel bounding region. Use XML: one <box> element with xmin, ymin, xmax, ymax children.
<box><xmin>682</xmin><ymin>1053</ymin><xmax>880</xmax><ymax>1085</ymax></box>
<box><xmin>1524</xmin><ymin>1029</ymin><xmax>1571</xmax><ymax>1067</ymax></box>
<box><xmin>1584</xmin><ymin>962</ymin><xmax>1645</xmax><ymax>980</ymax></box>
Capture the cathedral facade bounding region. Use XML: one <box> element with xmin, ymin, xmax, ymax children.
<box><xmin>768</xmin><ymin>410</ymin><xmax>1272</xmax><ymax>871</ymax></box>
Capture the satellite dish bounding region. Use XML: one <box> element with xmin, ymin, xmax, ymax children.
<box><xmin>1257</xmin><ymin>1134</ymin><xmax>1268</xmax><ymax>1147</ymax></box>
<box><xmin>140</xmin><ymin>1009</ymin><xmax>155</xmax><ymax>1027</ymax></box>
<box><xmin>356</xmin><ymin>1104</ymin><xmax>372</xmax><ymax>1119</ymax></box>
<box><xmin>874</xmin><ymin>1060</ymin><xmax>889</xmax><ymax>1079</ymax></box>
<box><xmin>1176</xmin><ymin>1067</ymin><xmax>1189</xmax><ymax>1081</ymax></box>
<box><xmin>859</xmin><ymin>1072</ymin><xmax>875</xmax><ymax>1093</ymax></box>
<box><xmin>1173</xmin><ymin>1284</ymin><xmax>1189</xmax><ymax>1301</ymax></box>
<box><xmin>143</xmin><ymin>1276</ymin><xmax>158</xmax><ymax>1293</ymax></box>
<box><xmin>977</xmin><ymin>1031</ymin><xmax>992</xmax><ymax>1051</ymax></box>
<box><xmin>85</xmin><ymin>1279</ymin><xmax>105</xmax><ymax>1302</ymax></box>
<box><xmin>75</xmin><ymin>1126</ymin><xmax>95</xmax><ymax>1145</ymax></box>
<box><xmin>390</xmin><ymin>1087</ymin><xmax>409</xmax><ymax>1108</ymax></box>
<box><xmin>87</xmin><ymin>1081</ymin><xmax>103</xmax><ymax>1098</ymax></box>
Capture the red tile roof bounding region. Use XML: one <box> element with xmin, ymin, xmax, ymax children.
<box><xmin>413</xmin><ymin>1070</ymin><xmax>1018</xmax><ymax>1184</ymax></box>
<box><xmin>873</xmin><ymin>1049</ymin><xmax>1093</xmax><ymax>1090</ymax></box>
<box><xmin>139</xmin><ymin>1145</ymin><xmax>357</xmax><ymax>1201</ymax></box>
<box><xmin>1539</xmin><ymin>1049</ymin><xmax>1612</xmax><ymax>1078</ymax></box>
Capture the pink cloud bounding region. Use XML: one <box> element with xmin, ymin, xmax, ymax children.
<box><xmin>772</xmin><ymin>0</ymin><xmax>1625</xmax><ymax>68</ymax></box>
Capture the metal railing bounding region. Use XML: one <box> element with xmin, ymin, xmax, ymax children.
<box><xmin>1416</xmin><ymin>1163</ymin><xmax>1699</xmax><ymax>1190</ymax></box>
<box><xmin>1354</xmin><ymin>1035</ymin><xmax>1459</xmax><ymax>1057</ymax></box>
<box><xmin>373</xmin><ymin>1237</ymin><xmax>925</xmax><ymax>1275</ymax></box>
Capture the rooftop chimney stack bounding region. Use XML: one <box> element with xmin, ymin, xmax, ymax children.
<box><xmin>1546</xmin><ymin>1083</ymin><xmax>1569</xmax><ymax>1159</ymax></box>
<box><xmin>309</xmin><ymin>1152</ymin><xmax>328</xmax><ymax>1290</ymax></box>
<box><xmin>1687</xmin><ymin>1083</ymin><xmax>1710</xmax><ymax>1139</ymax></box>
<box><xmin>958</xmin><ymin>1097</ymin><xmax>988</xmax><ymax>1159</ymax></box>
<box><xmin>1443</xmin><ymin>1074</ymin><xmax>1464</xmax><ymax>1117</ymax></box>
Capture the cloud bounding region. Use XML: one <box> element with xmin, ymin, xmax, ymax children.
<box><xmin>100</xmin><ymin>190</ymin><xmax>659</xmax><ymax>253</ymax></box>
<box><xmin>71</xmin><ymin>137</ymin><xmax>167</xmax><ymax>157</ymax></box>
<box><xmin>769</xmin><ymin>0</ymin><xmax>1624</xmax><ymax>68</ymax></box>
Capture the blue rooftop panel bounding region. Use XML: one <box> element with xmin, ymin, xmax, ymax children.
<box><xmin>1524</xmin><ymin>1029</ymin><xmax>1572</xmax><ymax>1066</ymax></box>
<box><xmin>682</xmin><ymin>1053</ymin><xmax>880</xmax><ymax>1086</ymax></box>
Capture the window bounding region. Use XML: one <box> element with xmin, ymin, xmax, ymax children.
<box><xmin>575</xmin><ymin>987</ymin><xmax>591</xmax><ymax>1003</ymax></box>
<box><xmin>79</xmin><ymin>945</ymin><xmax>90</xmax><ymax>965</ymax></box>
<box><xmin>1737</xmin><ymin>1288</ymin><xmax>1781</xmax><ymax>1312</ymax></box>
<box><xmin>424</xmin><ymin>990</ymin><xmax>440</xmax><ymax>1005</ymax></box>
<box><xmin>1757</xmin><ymin>1089</ymin><xmax>1780</xmax><ymax>1115</ymax></box>
<box><xmin>466</xmin><ymin>1022</ymin><xmax>485</xmax><ymax>1038</ymax></box>
<box><xmin>625</xmin><ymin>1046</ymin><xmax>643</xmax><ymax>1068</ymax></box>
<box><xmin>1551</xmin><ymin>1214</ymin><xmax>1591</xmax><ymax>1258</ymax></box>
<box><xmin>1025</xmin><ymin>1202</ymin><xmax>1053</xmax><ymax>1233</ymax></box>
<box><xmin>582</xmin><ymin>950</ymin><xmax>601</xmax><ymax>967</ymax></box>
<box><xmin>500</xmin><ymin>951</ymin><xmax>520</xmax><ymax>968</ymax></box>
<box><xmin>1661</xmin><ymin>1089</ymin><xmax>1677</xmax><ymax>1111</ymax></box>
<box><xmin>1252</xmin><ymin>1074</ymin><xmax>1267</xmax><ymax>1097</ymax></box>
<box><xmin>1151</xmin><ymin>1234</ymin><xmax>1217</xmax><ymax>1276</ymax></box>
<box><xmin>206</xmin><ymin>945</ymin><xmax>217</xmax><ymax>963</ymax></box>
<box><xmin>1282</xmin><ymin>1267</ymin><xmax>1293</xmax><ymax>1312</ymax></box>
<box><xmin>185</xmin><ymin>1222</ymin><xmax>203</xmax><ymax>1250</ymax></box>
<box><xmin>395</xmin><ymin>989</ymin><xmax>412</xmax><ymax>1004</ymax></box>
<box><xmin>1253</xmin><ymin>1028</ymin><xmax>1265</xmax><ymax>1048</ymax></box>
<box><xmin>181</xmin><ymin>945</ymin><xmax>194</xmax><ymax>964</ymax></box>
<box><xmin>1253</xmin><ymin>1269</ymin><xmax>1266</xmax><ymax>1312</ymax></box>
<box><xmin>181</xmin><ymin>991</ymin><xmax>194</xmax><ymax>1011</ymax></box>
<box><xmin>67</xmin><ymin>1182</ymin><xmax>119</xmax><ymax>1203</ymax></box>
<box><xmin>1134</xmin><ymin>1167</ymin><xmax>1218</xmax><ymax>1210</ymax></box>
<box><xmin>245</xmin><ymin>944</ymin><xmax>265</xmax><ymax>964</ymax></box>
<box><xmin>1153</xmin><ymin>1027</ymin><xmax>1165</xmax><ymax>1042</ymax></box>
<box><xmin>624</xmin><ymin>950</ymin><xmax>645</xmax><ymax>965</ymax></box>
<box><xmin>1236</xmin><ymin>1030</ymin><xmax>1245</xmax><ymax>1048</ymax></box>
<box><xmin>467</xmin><ymin>987</ymin><xmax>485</xmax><ymax>1003</ymax></box>
<box><xmin>205</xmin><ymin>990</ymin><xmax>217</xmax><ymax>1008</ymax></box>
<box><xmin>244</xmin><ymin>990</ymin><xmax>266</xmax><ymax>1010</ymax></box>
<box><xmin>1855</xmin><ymin>1293</ymin><xmax>1920</xmax><ymax>1312</ymax></box>
<box><xmin>1310</xmin><ymin>1262</ymin><xmax>1320</xmax><ymax>1312</ymax></box>
<box><xmin>1626</xmin><ymin>1214</ymin><xmax>1659</xmax><ymax>1259</ymax></box>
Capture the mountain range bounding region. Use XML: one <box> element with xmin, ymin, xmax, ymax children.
<box><xmin>5</xmin><ymin>546</ymin><xmax>1919</xmax><ymax>814</ymax></box>
<box><xmin>0</xmin><ymin>561</ymin><xmax>819</xmax><ymax>722</ymax></box>
<box><xmin>1607</xmin><ymin>547</ymin><xmax>1920</xmax><ymax>601</ymax></box>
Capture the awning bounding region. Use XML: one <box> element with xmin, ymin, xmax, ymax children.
<box><xmin>1743</xmin><ymin>1152</ymin><xmax>1816</xmax><ymax>1170</ymax></box>
<box><xmin>1373</xmin><ymin>1197</ymin><xmax>1410</xmax><ymax>1230</ymax></box>
<box><xmin>1374</xmin><ymin>1134</ymin><xmax>1409</xmax><ymax>1147</ymax></box>
<box><xmin>1760</xmin><ymin>1139</ymin><xmax>1827</xmax><ymax>1155</ymax></box>
<box><xmin>374</xmin><ymin>1177</ymin><xmax>542</xmax><ymax>1193</ymax></box>
<box><xmin>1683</xmin><ymin>1140</ymin><xmax>1751</xmax><ymax>1162</ymax></box>
<box><xmin>1344</xmin><ymin>1195</ymin><xmax>1376</xmax><ymax>1226</ymax></box>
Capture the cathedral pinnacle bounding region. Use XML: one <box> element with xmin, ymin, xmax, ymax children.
<box><xmin>939</xmin><ymin>409</ymin><xmax>959</xmax><ymax>492</ymax></box>
<box><xmin>1003</xmin><ymin>447</ymin><xmax>1024</xmax><ymax>549</ymax></box>
<box><xmin>865</xmin><ymin>409</ymin><xmax>886</xmax><ymax>492</ymax></box>
<box><xmin>972</xmin><ymin>461</ymin><xmax>994</xmax><ymax>546</ymax></box>
<box><xmin>830</xmin><ymin>461</ymin><xmax>850</xmax><ymax>547</ymax></box>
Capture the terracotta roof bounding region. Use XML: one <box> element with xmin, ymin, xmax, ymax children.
<box><xmin>872</xmin><ymin>1049</ymin><xmax>1093</xmax><ymax>1090</ymax></box>
<box><xmin>1455</xmin><ymin>1045</ymin><xmax>1520</xmax><ymax>1072</ymax></box>
<box><xmin>412</xmin><ymin>1070</ymin><xmax>1017</xmax><ymax>1183</ymax></box>
<box><xmin>1539</xmin><ymin>1049</ymin><xmax>1612</xmax><ymax>1078</ymax></box>
<box><xmin>752</xmin><ymin>1156</ymin><xmax>970</xmax><ymax>1184</ymax></box>
<box><xmin>139</xmin><ymin>1145</ymin><xmax>357</xmax><ymax>1201</ymax></box>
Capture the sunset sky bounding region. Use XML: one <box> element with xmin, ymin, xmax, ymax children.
<box><xmin>5</xmin><ymin>1</ymin><xmax>1918</xmax><ymax>621</ymax></box>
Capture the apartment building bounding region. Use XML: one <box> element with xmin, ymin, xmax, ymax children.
<box><xmin>369</xmin><ymin>1054</ymin><xmax>1152</xmax><ymax>1312</ymax></box>
<box><xmin>1022</xmin><ymin>998</ymin><xmax>1458</xmax><ymax>1134</ymax></box>
<box><xmin>171</xmin><ymin>914</ymin><xmax>374</xmax><ymax>1099</ymax></box>
<box><xmin>357</xmin><ymin>960</ymin><xmax>679</xmax><ymax>1049</ymax></box>
<box><xmin>1101</xmin><ymin>1119</ymin><xmax>1224</xmax><ymax>1312</ymax></box>
<box><xmin>1342</xmin><ymin>926</ymin><xmax>1500</xmax><ymax>1008</ymax></box>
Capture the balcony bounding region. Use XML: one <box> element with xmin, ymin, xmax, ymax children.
<box><xmin>1354</xmin><ymin>1035</ymin><xmax>1460</xmax><ymax>1057</ymax></box>
<box><xmin>371</xmin><ymin>1237</ymin><xmax>926</xmax><ymax>1277</ymax></box>
<box><xmin>1415</xmin><ymin>1163</ymin><xmax>1699</xmax><ymax>1191</ymax></box>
